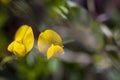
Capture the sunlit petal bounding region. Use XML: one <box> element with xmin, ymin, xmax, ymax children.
<box><xmin>38</xmin><ymin>37</ymin><xmax>51</xmax><ymax>54</ymax></box>
<box><xmin>12</xmin><ymin>41</ymin><xmax>26</xmax><ymax>57</ymax></box>
<box><xmin>39</xmin><ymin>29</ymin><xmax>62</xmax><ymax>45</ymax></box>
<box><xmin>23</xmin><ymin>27</ymin><xmax>34</xmax><ymax>53</ymax></box>
<box><xmin>47</xmin><ymin>44</ymin><xmax>64</xmax><ymax>59</ymax></box>
<box><xmin>15</xmin><ymin>25</ymin><xmax>29</xmax><ymax>42</ymax></box>
<box><xmin>8</xmin><ymin>41</ymin><xmax>15</xmax><ymax>52</ymax></box>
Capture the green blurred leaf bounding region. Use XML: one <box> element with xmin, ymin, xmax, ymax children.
<box><xmin>52</xmin><ymin>6</ymin><xmax>67</xmax><ymax>19</ymax></box>
<box><xmin>17</xmin><ymin>56</ymin><xmax>49</xmax><ymax>80</ymax></box>
<box><xmin>48</xmin><ymin>58</ymin><xmax>61</xmax><ymax>73</ymax></box>
<box><xmin>0</xmin><ymin>12</ymin><xmax>8</xmax><ymax>28</ymax></box>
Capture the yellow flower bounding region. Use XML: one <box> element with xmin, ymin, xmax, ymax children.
<box><xmin>38</xmin><ymin>29</ymin><xmax>64</xmax><ymax>59</ymax></box>
<box><xmin>8</xmin><ymin>25</ymin><xmax>34</xmax><ymax>57</ymax></box>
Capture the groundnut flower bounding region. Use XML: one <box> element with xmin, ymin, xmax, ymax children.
<box><xmin>37</xmin><ymin>29</ymin><xmax>64</xmax><ymax>59</ymax></box>
<box><xmin>8</xmin><ymin>25</ymin><xmax>34</xmax><ymax>57</ymax></box>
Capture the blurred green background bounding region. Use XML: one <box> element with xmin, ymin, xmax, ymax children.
<box><xmin>0</xmin><ymin>0</ymin><xmax>120</xmax><ymax>80</ymax></box>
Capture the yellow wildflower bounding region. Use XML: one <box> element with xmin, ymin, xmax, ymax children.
<box><xmin>38</xmin><ymin>29</ymin><xmax>64</xmax><ymax>59</ymax></box>
<box><xmin>8</xmin><ymin>25</ymin><xmax>34</xmax><ymax>57</ymax></box>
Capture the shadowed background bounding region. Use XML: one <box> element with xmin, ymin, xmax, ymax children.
<box><xmin>0</xmin><ymin>0</ymin><xmax>120</xmax><ymax>80</ymax></box>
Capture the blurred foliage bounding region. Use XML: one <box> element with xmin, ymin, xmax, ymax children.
<box><xmin>17</xmin><ymin>57</ymin><xmax>48</xmax><ymax>80</ymax></box>
<box><xmin>1</xmin><ymin>0</ymin><xmax>120</xmax><ymax>80</ymax></box>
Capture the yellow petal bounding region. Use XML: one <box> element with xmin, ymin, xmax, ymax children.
<box><xmin>14</xmin><ymin>25</ymin><xmax>30</xmax><ymax>42</ymax></box>
<box><xmin>40</xmin><ymin>29</ymin><xmax>62</xmax><ymax>45</ymax></box>
<box><xmin>47</xmin><ymin>44</ymin><xmax>64</xmax><ymax>59</ymax></box>
<box><xmin>8</xmin><ymin>41</ymin><xmax>15</xmax><ymax>52</ymax></box>
<box><xmin>12</xmin><ymin>41</ymin><xmax>26</xmax><ymax>57</ymax></box>
<box><xmin>22</xmin><ymin>27</ymin><xmax>34</xmax><ymax>53</ymax></box>
<box><xmin>8</xmin><ymin>41</ymin><xmax>26</xmax><ymax>57</ymax></box>
<box><xmin>38</xmin><ymin>38</ymin><xmax>51</xmax><ymax>54</ymax></box>
<box><xmin>37</xmin><ymin>29</ymin><xmax>63</xmax><ymax>54</ymax></box>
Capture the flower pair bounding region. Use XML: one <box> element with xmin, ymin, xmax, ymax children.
<box><xmin>8</xmin><ymin>25</ymin><xmax>64</xmax><ymax>59</ymax></box>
